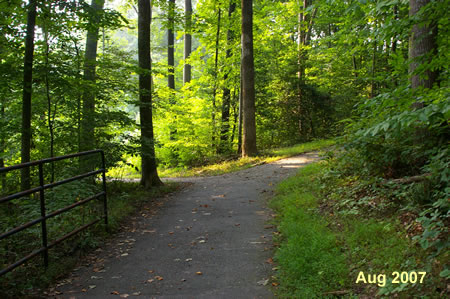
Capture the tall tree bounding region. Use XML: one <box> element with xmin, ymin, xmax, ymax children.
<box><xmin>409</xmin><ymin>0</ymin><xmax>438</xmax><ymax>95</ymax></box>
<box><xmin>138</xmin><ymin>0</ymin><xmax>163</xmax><ymax>188</ymax></box>
<box><xmin>80</xmin><ymin>0</ymin><xmax>105</xmax><ymax>153</ymax></box>
<box><xmin>212</xmin><ymin>6</ymin><xmax>221</xmax><ymax>147</ymax></box>
<box><xmin>219</xmin><ymin>1</ymin><xmax>236</xmax><ymax>153</ymax></box>
<box><xmin>168</xmin><ymin>0</ymin><xmax>176</xmax><ymax>140</ymax></box>
<box><xmin>168</xmin><ymin>0</ymin><xmax>175</xmax><ymax>90</ymax></box>
<box><xmin>183</xmin><ymin>0</ymin><xmax>192</xmax><ymax>84</ymax></box>
<box><xmin>21</xmin><ymin>0</ymin><xmax>37</xmax><ymax>190</ymax></box>
<box><xmin>241</xmin><ymin>0</ymin><xmax>257</xmax><ymax>156</ymax></box>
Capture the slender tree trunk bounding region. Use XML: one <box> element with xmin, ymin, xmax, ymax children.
<box><xmin>392</xmin><ymin>5</ymin><xmax>398</xmax><ymax>54</ymax></box>
<box><xmin>297</xmin><ymin>1</ymin><xmax>304</xmax><ymax>138</ymax></box>
<box><xmin>168</xmin><ymin>0</ymin><xmax>175</xmax><ymax>90</ymax></box>
<box><xmin>212</xmin><ymin>7</ymin><xmax>221</xmax><ymax>148</ymax></box>
<box><xmin>230</xmin><ymin>85</ymin><xmax>238</xmax><ymax>145</ymax></box>
<box><xmin>43</xmin><ymin>14</ymin><xmax>55</xmax><ymax>182</ymax></box>
<box><xmin>138</xmin><ymin>0</ymin><xmax>163</xmax><ymax>189</ymax></box>
<box><xmin>409</xmin><ymin>0</ymin><xmax>438</xmax><ymax>98</ymax></box>
<box><xmin>237</xmin><ymin>77</ymin><xmax>243</xmax><ymax>154</ymax></box>
<box><xmin>168</xmin><ymin>0</ymin><xmax>176</xmax><ymax>140</ymax></box>
<box><xmin>80</xmin><ymin>0</ymin><xmax>105</xmax><ymax>153</ymax></box>
<box><xmin>370</xmin><ymin>39</ymin><xmax>377</xmax><ymax>98</ymax></box>
<box><xmin>183</xmin><ymin>0</ymin><xmax>192</xmax><ymax>84</ymax></box>
<box><xmin>241</xmin><ymin>0</ymin><xmax>257</xmax><ymax>156</ymax></box>
<box><xmin>21</xmin><ymin>0</ymin><xmax>37</xmax><ymax>191</ymax></box>
<box><xmin>1</xmin><ymin>98</ymin><xmax>5</xmax><ymax>189</ymax></box>
<box><xmin>219</xmin><ymin>2</ymin><xmax>236</xmax><ymax>153</ymax></box>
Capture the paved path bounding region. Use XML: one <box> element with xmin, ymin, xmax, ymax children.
<box><xmin>51</xmin><ymin>153</ymin><xmax>318</xmax><ymax>299</ymax></box>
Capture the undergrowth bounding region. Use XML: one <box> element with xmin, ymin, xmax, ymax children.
<box><xmin>0</xmin><ymin>180</ymin><xmax>178</xmax><ymax>298</ymax></box>
<box><xmin>109</xmin><ymin>139</ymin><xmax>336</xmax><ymax>178</ymax></box>
<box><xmin>270</xmin><ymin>160</ymin><xmax>447</xmax><ymax>298</ymax></box>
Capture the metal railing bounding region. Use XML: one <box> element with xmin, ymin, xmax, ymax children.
<box><xmin>0</xmin><ymin>149</ymin><xmax>108</xmax><ymax>276</ymax></box>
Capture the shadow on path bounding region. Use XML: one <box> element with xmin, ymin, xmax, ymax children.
<box><xmin>50</xmin><ymin>152</ymin><xmax>319</xmax><ymax>298</ymax></box>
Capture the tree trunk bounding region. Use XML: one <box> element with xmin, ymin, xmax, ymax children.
<box><xmin>241</xmin><ymin>0</ymin><xmax>257</xmax><ymax>157</ymax></box>
<box><xmin>297</xmin><ymin>0</ymin><xmax>305</xmax><ymax>138</ymax></box>
<box><xmin>21</xmin><ymin>0</ymin><xmax>37</xmax><ymax>191</ymax></box>
<box><xmin>370</xmin><ymin>39</ymin><xmax>377</xmax><ymax>98</ymax></box>
<box><xmin>80</xmin><ymin>0</ymin><xmax>104</xmax><ymax>154</ymax></box>
<box><xmin>43</xmin><ymin>12</ymin><xmax>55</xmax><ymax>182</ymax></box>
<box><xmin>138</xmin><ymin>0</ymin><xmax>163</xmax><ymax>189</ymax></box>
<box><xmin>1</xmin><ymin>98</ymin><xmax>5</xmax><ymax>190</ymax></box>
<box><xmin>219</xmin><ymin>2</ymin><xmax>236</xmax><ymax>153</ymax></box>
<box><xmin>212</xmin><ymin>7</ymin><xmax>221</xmax><ymax>148</ymax></box>
<box><xmin>183</xmin><ymin>0</ymin><xmax>192</xmax><ymax>84</ymax></box>
<box><xmin>409</xmin><ymin>0</ymin><xmax>438</xmax><ymax>98</ymax></box>
<box><xmin>168</xmin><ymin>0</ymin><xmax>175</xmax><ymax>90</ymax></box>
<box><xmin>237</xmin><ymin>77</ymin><xmax>243</xmax><ymax>154</ymax></box>
<box><xmin>168</xmin><ymin>0</ymin><xmax>176</xmax><ymax>140</ymax></box>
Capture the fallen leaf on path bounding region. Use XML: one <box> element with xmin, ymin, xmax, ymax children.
<box><xmin>196</xmin><ymin>271</ymin><xmax>203</xmax><ymax>275</ymax></box>
<box><xmin>169</xmin><ymin>231</ymin><xmax>174</xmax><ymax>235</ymax></box>
<box><xmin>155</xmin><ymin>276</ymin><xmax>164</xmax><ymax>281</ymax></box>
<box><xmin>142</xmin><ymin>229</ymin><xmax>156</xmax><ymax>233</ymax></box>
<box><xmin>89</xmin><ymin>285</ymin><xmax>96</xmax><ymax>289</ymax></box>
<box><xmin>272</xmin><ymin>282</ymin><xmax>279</xmax><ymax>286</ymax></box>
<box><xmin>120</xmin><ymin>294</ymin><xmax>129</xmax><ymax>298</ymax></box>
<box><xmin>121</xmin><ymin>253</ymin><xmax>129</xmax><ymax>256</ymax></box>
<box><xmin>185</xmin><ymin>258</ymin><xmax>193</xmax><ymax>262</ymax></box>
<box><xmin>81</xmin><ymin>289</ymin><xmax>87</xmax><ymax>292</ymax></box>
<box><xmin>111</xmin><ymin>291</ymin><xmax>120</xmax><ymax>295</ymax></box>
<box><xmin>148</xmin><ymin>270</ymin><xmax>154</xmax><ymax>273</ymax></box>
<box><xmin>132</xmin><ymin>292</ymin><xmax>141</xmax><ymax>296</ymax></box>
<box><xmin>199</xmin><ymin>240</ymin><xmax>206</xmax><ymax>243</ymax></box>
<box><xmin>147</xmin><ymin>279</ymin><xmax>154</xmax><ymax>283</ymax></box>
<box><xmin>266</xmin><ymin>258</ymin><xmax>274</xmax><ymax>264</ymax></box>
<box><xmin>257</xmin><ymin>279</ymin><xmax>269</xmax><ymax>286</ymax></box>
<box><xmin>211</xmin><ymin>194</ymin><xmax>225</xmax><ymax>199</ymax></box>
<box><xmin>235</xmin><ymin>223</ymin><xmax>240</xmax><ymax>227</ymax></box>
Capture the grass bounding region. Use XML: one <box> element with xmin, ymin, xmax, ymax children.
<box><xmin>109</xmin><ymin>139</ymin><xmax>336</xmax><ymax>179</ymax></box>
<box><xmin>269</xmin><ymin>161</ymin><xmax>434</xmax><ymax>298</ymax></box>
<box><xmin>0</xmin><ymin>181</ymin><xmax>178</xmax><ymax>298</ymax></box>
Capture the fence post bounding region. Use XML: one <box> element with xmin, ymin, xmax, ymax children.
<box><xmin>38</xmin><ymin>163</ymin><xmax>49</xmax><ymax>267</ymax></box>
<box><xmin>100</xmin><ymin>151</ymin><xmax>108</xmax><ymax>226</ymax></box>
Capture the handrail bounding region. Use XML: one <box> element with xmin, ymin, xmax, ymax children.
<box><xmin>0</xmin><ymin>150</ymin><xmax>108</xmax><ymax>276</ymax></box>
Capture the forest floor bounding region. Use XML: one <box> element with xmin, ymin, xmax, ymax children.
<box><xmin>45</xmin><ymin>152</ymin><xmax>319</xmax><ymax>298</ymax></box>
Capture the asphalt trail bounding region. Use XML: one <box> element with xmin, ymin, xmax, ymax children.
<box><xmin>51</xmin><ymin>152</ymin><xmax>318</xmax><ymax>299</ymax></box>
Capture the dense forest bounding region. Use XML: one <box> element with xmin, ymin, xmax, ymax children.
<box><xmin>0</xmin><ymin>0</ymin><xmax>448</xmax><ymax>297</ymax></box>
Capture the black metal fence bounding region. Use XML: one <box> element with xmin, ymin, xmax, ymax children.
<box><xmin>0</xmin><ymin>150</ymin><xmax>108</xmax><ymax>276</ymax></box>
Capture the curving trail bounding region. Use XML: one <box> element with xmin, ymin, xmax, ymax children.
<box><xmin>51</xmin><ymin>152</ymin><xmax>319</xmax><ymax>299</ymax></box>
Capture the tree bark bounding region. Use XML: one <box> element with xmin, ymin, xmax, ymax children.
<box><xmin>80</xmin><ymin>0</ymin><xmax>104</xmax><ymax>154</ymax></box>
<box><xmin>168</xmin><ymin>0</ymin><xmax>176</xmax><ymax>140</ymax></box>
<box><xmin>212</xmin><ymin>7</ymin><xmax>221</xmax><ymax>148</ymax></box>
<box><xmin>219</xmin><ymin>1</ymin><xmax>236</xmax><ymax>153</ymax></box>
<box><xmin>168</xmin><ymin>0</ymin><xmax>175</xmax><ymax>90</ymax></box>
<box><xmin>43</xmin><ymin>10</ymin><xmax>55</xmax><ymax>182</ymax></box>
<box><xmin>21</xmin><ymin>0</ymin><xmax>37</xmax><ymax>190</ymax></box>
<box><xmin>409</xmin><ymin>0</ymin><xmax>438</xmax><ymax>98</ymax></box>
<box><xmin>241</xmin><ymin>0</ymin><xmax>257</xmax><ymax>156</ymax></box>
<box><xmin>138</xmin><ymin>0</ymin><xmax>163</xmax><ymax>189</ymax></box>
<box><xmin>1</xmin><ymin>98</ymin><xmax>5</xmax><ymax>190</ymax></box>
<box><xmin>183</xmin><ymin>0</ymin><xmax>192</xmax><ymax>84</ymax></box>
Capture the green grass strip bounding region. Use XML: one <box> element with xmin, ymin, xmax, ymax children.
<box><xmin>270</xmin><ymin>163</ymin><xmax>348</xmax><ymax>298</ymax></box>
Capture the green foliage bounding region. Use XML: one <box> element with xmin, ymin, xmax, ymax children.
<box><xmin>270</xmin><ymin>163</ymin><xmax>349</xmax><ymax>298</ymax></box>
